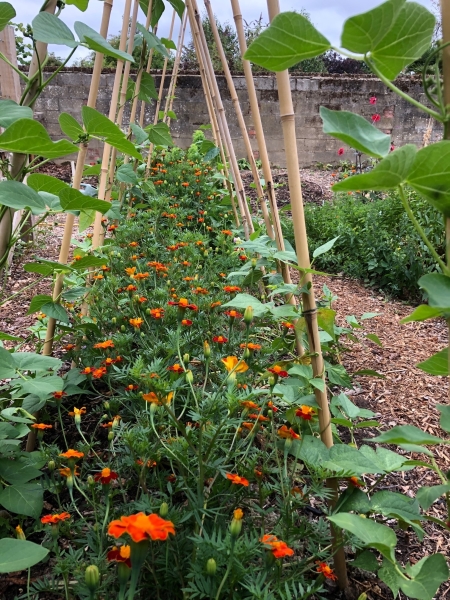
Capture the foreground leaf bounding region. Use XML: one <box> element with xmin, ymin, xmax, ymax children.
<box><xmin>416</xmin><ymin>484</ymin><xmax>450</xmax><ymax>510</ymax></box>
<box><xmin>0</xmin><ymin>539</ymin><xmax>49</xmax><ymax>573</ymax></box>
<box><xmin>407</xmin><ymin>142</ymin><xmax>450</xmax><ymax>216</ymax></box>
<box><xmin>75</xmin><ymin>21</ymin><xmax>134</xmax><ymax>62</ymax></box>
<box><xmin>329</xmin><ymin>513</ymin><xmax>397</xmax><ymax>560</ymax></box>
<box><xmin>0</xmin><ymin>2</ymin><xmax>15</xmax><ymax>32</ymax></box>
<box><xmin>0</xmin><ymin>119</ymin><xmax>78</xmax><ymax>159</ymax></box>
<box><xmin>0</xmin><ymin>100</ymin><xmax>32</xmax><ymax>128</ymax></box>
<box><xmin>0</xmin><ymin>482</ymin><xmax>43</xmax><ymax>518</ymax></box>
<box><xmin>32</xmin><ymin>12</ymin><xmax>78</xmax><ymax>47</ymax></box>
<box><xmin>401</xmin><ymin>553</ymin><xmax>448</xmax><ymax>600</ymax></box>
<box><xmin>0</xmin><ymin>181</ymin><xmax>46</xmax><ymax>215</ymax></box>
<box><xmin>244</xmin><ymin>12</ymin><xmax>330</xmax><ymax>71</ymax></box>
<box><xmin>370</xmin><ymin>425</ymin><xmax>444</xmax><ymax>445</ymax></box>
<box><xmin>417</xmin><ymin>348</ymin><xmax>448</xmax><ymax>376</ymax></box>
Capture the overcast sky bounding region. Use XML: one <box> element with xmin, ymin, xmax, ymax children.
<box><xmin>13</xmin><ymin>0</ymin><xmax>435</xmax><ymax>63</ymax></box>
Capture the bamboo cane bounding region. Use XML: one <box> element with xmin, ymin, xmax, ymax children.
<box><xmin>266</xmin><ymin>0</ymin><xmax>348</xmax><ymax>588</ymax></box>
<box><xmin>186</xmin><ymin>0</ymin><xmax>242</xmax><ymax>228</ymax></box>
<box><xmin>440</xmin><ymin>0</ymin><xmax>450</xmax><ymax>397</ymax></box>
<box><xmin>185</xmin><ymin>7</ymin><xmax>240</xmax><ymax>228</ymax></box>
<box><xmin>189</xmin><ymin>0</ymin><xmax>252</xmax><ymax>238</ymax></box>
<box><xmin>163</xmin><ymin>10</ymin><xmax>188</xmax><ymax>125</ymax></box>
<box><xmin>42</xmin><ymin>0</ymin><xmax>115</xmax><ymax>360</ymax></box>
<box><xmin>146</xmin><ymin>9</ymin><xmax>176</xmax><ymax>163</ymax></box>
<box><xmin>91</xmin><ymin>0</ymin><xmax>134</xmax><ymax>250</ymax></box>
<box><xmin>203</xmin><ymin>0</ymin><xmax>273</xmax><ymax>238</ymax></box>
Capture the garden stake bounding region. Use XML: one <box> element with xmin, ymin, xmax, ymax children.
<box><xmin>163</xmin><ymin>11</ymin><xmax>188</xmax><ymax>126</ymax></box>
<box><xmin>203</xmin><ymin>0</ymin><xmax>273</xmax><ymax>238</ymax></box>
<box><xmin>138</xmin><ymin>14</ymin><xmax>160</xmax><ymax>127</ymax></box>
<box><xmin>30</xmin><ymin>0</ymin><xmax>115</xmax><ymax>453</ymax></box>
<box><xmin>146</xmin><ymin>9</ymin><xmax>176</xmax><ymax>163</ymax></box>
<box><xmin>92</xmin><ymin>0</ymin><xmax>134</xmax><ymax>250</ymax></box>
<box><xmin>189</xmin><ymin>0</ymin><xmax>252</xmax><ymax>237</ymax></box>
<box><xmin>266</xmin><ymin>0</ymin><xmax>348</xmax><ymax>588</ymax></box>
<box><xmin>440</xmin><ymin>0</ymin><xmax>450</xmax><ymax>395</ymax></box>
<box><xmin>186</xmin><ymin>0</ymin><xmax>240</xmax><ymax>227</ymax></box>
<box><xmin>103</xmin><ymin>0</ymin><xmax>140</xmax><ymax>214</ymax></box>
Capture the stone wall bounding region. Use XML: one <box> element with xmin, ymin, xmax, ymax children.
<box><xmin>29</xmin><ymin>70</ymin><xmax>442</xmax><ymax>167</ymax></box>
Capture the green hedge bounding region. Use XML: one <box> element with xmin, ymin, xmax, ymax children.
<box><xmin>282</xmin><ymin>191</ymin><xmax>445</xmax><ymax>301</ymax></box>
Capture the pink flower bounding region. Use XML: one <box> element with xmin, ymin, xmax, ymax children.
<box><xmin>390</xmin><ymin>143</ymin><xmax>395</xmax><ymax>152</ymax></box>
<box><xmin>337</xmin><ymin>148</ymin><xmax>345</xmax><ymax>156</ymax></box>
<box><xmin>370</xmin><ymin>96</ymin><xmax>377</xmax><ymax>105</ymax></box>
<box><xmin>371</xmin><ymin>114</ymin><xmax>380</xmax><ymax>123</ymax></box>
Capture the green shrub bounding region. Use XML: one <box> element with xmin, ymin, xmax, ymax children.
<box><xmin>282</xmin><ymin>190</ymin><xmax>445</xmax><ymax>301</ymax></box>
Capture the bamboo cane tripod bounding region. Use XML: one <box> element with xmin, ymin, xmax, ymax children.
<box><xmin>163</xmin><ymin>11</ymin><xmax>188</xmax><ymax>126</ymax></box>
<box><xmin>266</xmin><ymin>0</ymin><xmax>348</xmax><ymax>588</ymax></box>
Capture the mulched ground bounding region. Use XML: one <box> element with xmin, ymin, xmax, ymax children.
<box><xmin>1</xmin><ymin>164</ymin><xmax>449</xmax><ymax>598</ymax></box>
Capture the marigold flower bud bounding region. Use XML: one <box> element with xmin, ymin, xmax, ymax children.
<box><xmin>120</xmin><ymin>325</ymin><xmax>126</xmax><ymax>332</ymax></box>
<box><xmin>251</xmin><ymin>258</ymin><xmax>257</xmax><ymax>268</ymax></box>
<box><xmin>47</xmin><ymin>460</ymin><xmax>55</xmax><ymax>472</ymax></box>
<box><xmin>159</xmin><ymin>502</ymin><xmax>169</xmax><ymax>517</ymax></box>
<box><xmin>243</xmin><ymin>347</ymin><xmax>250</xmax><ymax>359</ymax></box>
<box><xmin>268</xmin><ymin>375</ymin><xmax>276</xmax><ymax>388</ymax></box>
<box><xmin>87</xmin><ymin>475</ymin><xmax>95</xmax><ymax>487</ymax></box>
<box><xmin>15</xmin><ymin>525</ymin><xmax>26</xmax><ymax>540</ymax></box>
<box><xmin>227</xmin><ymin>371</ymin><xmax>236</xmax><ymax>387</ymax></box>
<box><xmin>118</xmin><ymin>561</ymin><xmax>131</xmax><ymax>585</ymax></box>
<box><xmin>203</xmin><ymin>340</ymin><xmax>211</xmax><ymax>358</ymax></box>
<box><xmin>85</xmin><ymin>565</ymin><xmax>100</xmax><ymax>592</ymax></box>
<box><xmin>244</xmin><ymin>306</ymin><xmax>253</xmax><ymax>325</ymax></box>
<box><xmin>206</xmin><ymin>558</ymin><xmax>217</xmax><ymax>576</ymax></box>
<box><xmin>230</xmin><ymin>516</ymin><xmax>242</xmax><ymax>538</ymax></box>
<box><xmin>183</xmin><ymin>353</ymin><xmax>190</xmax><ymax>363</ymax></box>
<box><xmin>186</xmin><ymin>370</ymin><xmax>194</xmax><ymax>384</ymax></box>
<box><xmin>108</xmin><ymin>431</ymin><xmax>114</xmax><ymax>442</ymax></box>
<box><xmin>111</xmin><ymin>317</ymin><xmax>117</xmax><ymax>324</ymax></box>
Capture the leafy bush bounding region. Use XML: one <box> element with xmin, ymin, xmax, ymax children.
<box><xmin>281</xmin><ymin>190</ymin><xmax>445</xmax><ymax>301</ymax></box>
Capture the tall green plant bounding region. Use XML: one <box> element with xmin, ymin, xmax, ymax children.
<box><xmin>246</xmin><ymin>1</ymin><xmax>450</xmax><ymax>598</ymax></box>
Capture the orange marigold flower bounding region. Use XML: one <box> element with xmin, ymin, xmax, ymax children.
<box><xmin>277</xmin><ymin>425</ymin><xmax>300</xmax><ymax>440</ymax></box>
<box><xmin>249</xmin><ymin>413</ymin><xmax>270</xmax><ymax>422</ymax></box>
<box><xmin>240</xmin><ymin>400</ymin><xmax>259</xmax><ymax>410</ymax></box>
<box><xmin>210</xmin><ymin>301</ymin><xmax>221</xmax><ymax>309</ymax></box>
<box><xmin>268</xmin><ymin>365</ymin><xmax>289</xmax><ymax>378</ymax></box>
<box><xmin>52</xmin><ymin>391</ymin><xmax>66</xmax><ymax>400</ymax></box>
<box><xmin>126</xmin><ymin>285</ymin><xmax>137</xmax><ymax>292</ymax></box>
<box><xmin>126</xmin><ymin>384</ymin><xmax>139</xmax><ymax>391</ymax></box>
<box><xmin>93</xmin><ymin>367</ymin><xmax>107</xmax><ymax>379</ymax></box>
<box><xmin>181</xmin><ymin>319</ymin><xmax>193</xmax><ymax>326</ymax></box>
<box><xmin>241</xmin><ymin>422</ymin><xmax>254</xmax><ymax>431</ymax></box>
<box><xmin>282</xmin><ymin>321</ymin><xmax>295</xmax><ymax>330</ymax></box>
<box><xmin>222</xmin><ymin>230</ymin><xmax>232</xmax><ymax>235</ymax></box>
<box><xmin>192</xmin><ymin>286</ymin><xmax>208</xmax><ymax>295</ymax></box>
<box><xmin>221</xmin><ymin>356</ymin><xmax>249</xmax><ymax>373</ymax></box>
<box><xmin>107</xmin><ymin>545</ymin><xmax>131</xmax><ymax>567</ymax></box>
<box><xmin>233</xmin><ymin>508</ymin><xmax>244</xmax><ymax>520</ymax></box>
<box><xmin>136</xmin><ymin>459</ymin><xmax>157</xmax><ymax>468</ymax></box>
<box><xmin>129</xmin><ymin>242</ymin><xmax>139</xmax><ymax>248</ymax></box>
<box><xmin>181</xmin><ymin>182</ymin><xmax>190</xmax><ymax>187</ymax></box>
<box><xmin>41</xmin><ymin>512</ymin><xmax>71</xmax><ymax>525</ymax></box>
<box><xmin>60</xmin><ymin>449</ymin><xmax>84</xmax><ymax>460</ymax></box>
<box><xmin>223</xmin><ymin>286</ymin><xmax>241</xmax><ymax>293</ymax></box>
<box><xmin>31</xmin><ymin>423</ymin><xmax>52</xmax><ymax>430</ymax></box>
<box><xmin>224</xmin><ymin>310</ymin><xmax>242</xmax><ymax>319</ymax></box>
<box><xmin>138</xmin><ymin>297</ymin><xmax>147</xmax><ymax>303</ymax></box>
<box><xmin>296</xmin><ymin>405</ymin><xmax>315</xmax><ymax>420</ymax></box>
<box><xmin>94</xmin><ymin>468</ymin><xmax>118</xmax><ymax>485</ymax></box>
<box><xmin>316</xmin><ymin>562</ymin><xmax>337</xmax><ymax>580</ymax></box>
<box><xmin>213</xmin><ymin>335</ymin><xmax>228</xmax><ymax>344</ymax></box>
<box><xmin>94</xmin><ymin>340</ymin><xmax>115</xmax><ymax>350</ymax></box>
<box><xmin>240</xmin><ymin>342</ymin><xmax>261</xmax><ymax>351</ymax></box>
<box><xmin>59</xmin><ymin>466</ymin><xmax>80</xmax><ymax>478</ymax></box>
<box><xmin>268</xmin><ymin>401</ymin><xmax>279</xmax><ymax>413</ymax></box>
<box><xmin>182</xmin><ymin>261</ymin><xmax>191</xmax><ymax>267</ymax></box>
<box><xmin>142</xmin><ymin>391</ymin><xmax>173</xmax><ymax>406</ymax></box>
<box><xmin>168</xmin><ymin>364</ymin><xmax>184</xmax><ymax>374</ymax></box>
<box><xmin>108</xmin><ymin>224</ymin><xmax>118</xmax><ymax>231</ymax></box>
<box><xmin>226</xmin><ymin>473</ymin><xmax>249</xmax><ymax>487</ymax></box>
<box><xmin>132</xmin><ymin>272</ymin><xmax>149</xmax><ymax>281</ymax></box>
<box><xmin>63</xmin><ymin>344</ymin><xmax>76</xmax><ymax>351</ymax></box>
<box><xmin>92</xmin><ymin>274</ymin><xmax>104</xmax><ymax>280</ymax></box>
<box><xmin>130</xmin><ymin>318</ymin><xmax>144</xmax><ymax>328</ymax></box>
<box><xmin>81</xmin><ymin>366</ymin><xmax>94</xmax><ymax>375</ymax></box>
<box><xmin>108</xmin><ymin>512</ymin><xmax>175</xmax><ymax>542</ymax></box>
<box><xmin>168</xmin><ymin>298</ymin><xmax>198</xmax><ymax>310</ymax></box>
<box><xmin>125</xmin><ymin>267</ymin><xmax>137</xmax><ymax>276</ymax></box>
<box><xmin>260</xmin><ymin>534</ymin><xmax>294</xmax><ymax>559</ymax></box>
<box><xmin>348</xmin><ymin>476</ymin><xmax>363</xmax><ymax>488</ymax></box>
<box><xmin>68</xmin><ymin>407</ymin><xmax>86</xmax><ymax>417</ymax></box>
<box><xmin>149</xmin><ymin>308</ymin><xmax>164</xmax><ymax>319</ymax></box>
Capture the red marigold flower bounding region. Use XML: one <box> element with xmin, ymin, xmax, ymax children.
<box><xmin>107</xmin><ymin>545</ymin><xmax>131</xmax><ymax>567</ymax></box>
<box><xmin>295</xmin><ymin>405</ymin><xmax>315</xmax><ymax>420</ymax></box>
<box><xmin>316</xmin><ymin>562</ymin><xmax>337</xmax><ymax>580</ymax></box>
<box><xmin>126</xmin><ymin>285</ymin><xmax>137</xmax><ymax>292</ymax></box>
<box><xmin>225</xmin><ymin>310</ymin><xmax>242</xmax><ymax>319</ymax></box>
<box><xmin>213</xmin><ymin>335</ymin><xmax>228</xmax><ymax>344</ymax></box>
<box><xmin>108</xmin><ymin>224</ymin><xmax>118</xmax><ymax>231</ymax></box>
<box><xmin>94</xmin><ymin>468</ymin><xmax>118</xmax><ymax>485</ymax></box>
<box><xmin>168</xmin><ymin>298</ymin><xmax>198</xmax><ymax>310</ymax></box>
<box><xmin>267</xmin><ymin>401</ymin><xmax>278</xmax><ymax>413</ymax></box>
<box><xmin>168</xmin><ymin>363</ymin><xmax>184</xmax><ymax>374</ymax></box>
<box><xmin>369</xmin><ymin>96</ymin><xmax>377</xmax><ymax>105</ymax></box>
<box><xmin>210</xmin><ymin>301</ymin><xmax>221</xmax><ymax>309</ymax></box>
<box><xmin>223</xmin><ymin>285</ymin><xmax>241</xmax><ymax>293</ymax></box>
<box><xmin>52</xmin><ymin>391</ymin><xmax>67</xmax><ymax>400</ymax></box>
<box><xmin>108</xmin><ymin>512</ymin><xmax>175</xmax><ymax>542</ymax></box>
<box><xmin>41</xmin><ymin>512</ymin><xmax>71</xmax><ymax>525</ymax></box>
<box><xmin>181</xmin><ymin>319</ymin><xmax>193</xmax><ymax>326</ymax></box>
<box><xmin>125</xmin><ymin>385</ymin><xmax>139</xmax><ymax>391</ymax></box>
<box><xmin>81</xmin><ymin>366</ymin><xmax>93</xmax><ymax>375</ymax></box>
<box><xmin>337</xmin><ymin>148</ymin><xmax>345</xmax><ymax>156</ymax></box>
<box><xmin>277</xmin><ymin>425</ymin><xmax>300</xmax><ymax>440</ymax></box>
<box><xmin>226</xmin><ymin>473</ymin><xmax>249</xmax><ymax>486</ymax></box>
<box><xmin>94</xmin><ymin>340</ymin><xmax>115</xmax><ymax>349</ymax></box>
<box><xmin>138</xmin><ymin>297</ymin><xmax>147</xmax><ymax>303</ymax></box>
<box><xmin>371</xmin><ymin>113</ymin><xmax>380</xmax><ymax>122</ymax></box>
<box><xmin>268</xmin><ymin>365</ymin><xmax>288</xmax><ymax>378</ymax></box>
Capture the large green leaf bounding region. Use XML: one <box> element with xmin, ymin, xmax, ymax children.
<box><xmin>320</xmin><ymin>107</ymin><xmax>391</xmax><ymax>158</ymax></box>
<box><xmin>329</xmin><ymin>513</ymin><xmax>397</xmax><ymax>560</ymax></box>
<box><xmin>401</xmin><ymin>305</ymin><xmax>444</xmax><ymax>324</ymax></box>
<box><xmin>11</xmin><ymin>353</ymin><xmax>61</xmax><ymax>373</ymax></box>
<box><xmin>418</xmin><ymin>273</ymin><xmax>450</xmax><ymax>309</ymax></box>
<box><xmin>27</xmin><ymin>294</ymin><xmax>53</xmax><ymax>315</ymax></box>
<box><xmin>437</xmin><ymin>404</ymin><xmax>450</xmax><ymax>433</ymax></box>
<box><xmin>244</xmin><ymin>12</ymin><xmax>330</xmax><ymax>71</ymax></box>
<box><xmin>221</xmin><ymin>293</ymin><xmax>270</xmax><ymax>317</ymax></box>
<box><xmin>40</xmin><ymin>302</ymin><xmax>70</xmax><ymax>324</ymax></box>
<box><xmin>107</xmin><ymin>136</ymin><xmax>142</xmax><ymax>160</ymax></box>
<box><xmin>79</xmin><ymin>208</ymin><xmax>96</xmax><ymax>232</ymax></box>
<box><xmin>370</xmin><ymin>425</ymin><xmax>444</xmax><ymax>445</ymax></box>
<box><xmin>151</xmin><ymin>0</ymin><xmax>165</xmax><ymax>27</ymax></box>
<box><xmin>59</xmin><ymin>113</ymin><xmax>84</xmax><ymax>141</ymax></box>
<box><xmin>312</xmin><ymin>236</ymin><xmax>339</xmax><ymax>258</ymax></box>
<box><xmin>130</xmin><ymin>123</ymin><xmax>149</xmax><ymax>145</ymax></box>
<box><xmin>146</xmin><ymin>122</ymin><xmax>174</xmax><ymax>147</ymax></box>
<box><xmin>18</xmin><ymin>375</ymin><xmax>65</xmax><ymax>400</ymax></box>
<box><xmin>359</xmin><ymin>445</ymin><xmax>410</xmax><ymax>473</ymax></box>
<box><xmin>407</xmin><ymin>142</ymin><xmax>450</xmax><ymax>215</ymax></box>
<box><xmin>59</xmin><ymin>187</ymin><xmax>110</xmax><ymax>214</ymax></box>
<box><xmin>32</xmin><ymin>12</ymin><xmax>78</xmax><ymax>47</ymax></box>
<box><xmin>0</xmin><ymin>539</ymin><xmax>49</xmax><ymax>574</ymax></box>
<box><xmin>401</xmin><ymin>553</ymin><xmax>448</xmax><ymax>600</ymax></box>
<box><xmin>379</xmin><ymin>559</ymin><xmax>401</xmax><ymax>597</ymax></box>
<box><xmin>417</xmin><ymin>348</ymin><xmax>449</xmax><ymax>376</ymax></box>
<box><xmin>0</xmin><ymin>347</ymin><xmax>16</xmax><ymax>379</ymax></box>
<box><xmin>66</xmin><ymin>0</ymin><xmax>89</xmax><ymax>10</ymax></box>
<box><xmin>116</xmin><ymin>164</ymin><xmax>138</xmax><ymax>184</ymax></box>
<box><xmin>333</xmin><ymin>145</ymin><xmax>417</xmax><ymax>192</ymax></box>
<box><xmin>0</xmin><ymin>181</ymin><xmax>46</xmax><ymax>215</ymax></box>
<box><xmin>135</xmin><ymin>24</ymin><xmax>169</xmax><ymax>57</ymax></box>
<box><xmin>416</xmin><ymin>484</ymin><xmax>450</xmax><ymax>510</ymax></box>
<box><xmin>370</xmin><ymin>3</ymin><xmax>435</xmax><ymax>80</ymax></box>
<box><xmin>370</xmin><ymin>491</ymin><xmax>423</xmax><ymax>534</ymax></box>
<box><xmin>323</xmin><ymin>445</ymin><xmax>383</xmax><ymax>476</ymax></box>
<box><xmin>138</xmin><ymin>72</ymin><xmax>158</xmax><ymax>102</ymax></box>
<box><xmin>74</xmin><ymin>21</ymin><xmax>134</xmax><ymax>62</ymax></box>
<box><xmin>167</xmin><ymin>0</ymin><xmax>185</xmax><ymax>20</ymax></box>
<box><xmin>70</xmin><ymin>256</ymin><xmax>107</xmax><ymax>270</ymax></box>
<box><xmin>82</xmin><ymin>106</ymin><xmax>124</xmax><ymax>138</ymax></box>
<box><xmin>0</xmin><ymin>119</ymin><xmax>78</xmax><ymax>158</ymax></box>
<box><xmin>0</xmin><ymin>482</ymin><xmax>43</xmax><ymax>518</ymax></box>
<box><xmin>0</xmin><ymin>3</ymin><xmax>15</xmax><ymax>32</ymax></box>
<box><xmin>27</xmin><ymin>174</ymin><xmax>70</xmax><ymax>196</ymax></box>
<box><xmin>341</xmin><ymin>0</ymin><xmax>406</xmax><ymax>53</ymax></box>
<box><xmin>0</xmin><ymin>100</ymin><xmax>32</xmax><ymax>128</ymax></box>
<box><xmin>0</xmin><ymin>458</ymin><xmax>42</xmax><ymax>485</ymax></box>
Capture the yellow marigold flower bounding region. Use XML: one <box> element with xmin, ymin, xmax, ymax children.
<box><xmin>221</xmin><ymin>356</ymin><xmax>249</xmax><ymax>373</ymax></box>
